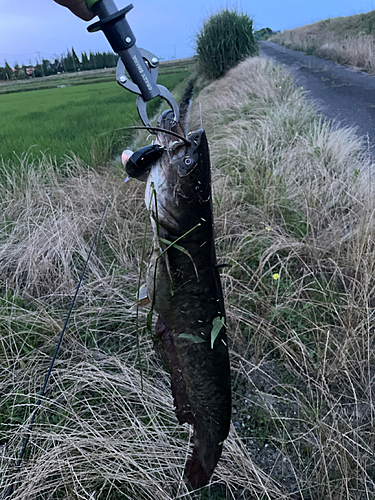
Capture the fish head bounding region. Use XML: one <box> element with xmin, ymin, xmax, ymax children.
<box><xmin>145</xmin><ymin>111</ymin><xmax>211</xmax><ymax>235</ymax></box>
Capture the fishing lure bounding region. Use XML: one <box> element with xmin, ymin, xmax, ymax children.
<box><xmin>125</xmin><ymin>144</ymin><xmax>164</xmax><ymax>182</ymax></box>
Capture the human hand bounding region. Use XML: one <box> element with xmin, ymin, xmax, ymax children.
<box><xmin>54</xmin><ymin>0</ymin><xmax>94</xmax><ymax>21</ymax></box>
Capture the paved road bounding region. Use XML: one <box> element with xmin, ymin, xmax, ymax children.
<box><xmin>259</xmin><ymin>41</ymin><xmax>375</xmax><ymax>150</ymax></box>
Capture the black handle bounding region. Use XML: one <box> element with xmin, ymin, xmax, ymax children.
<box><xmin>87</xmin><ymin>0</ymin><xmax>160</xmax><ymax>101</ymax></box>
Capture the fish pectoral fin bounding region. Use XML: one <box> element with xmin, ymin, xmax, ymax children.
<box><xmin>132</xmin><ymin>283</ymin><xmax>150</xmax><ymax>308</ymax></box>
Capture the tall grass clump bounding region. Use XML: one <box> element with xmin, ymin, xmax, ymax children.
<box><xmin>195</xmin><ymin>9</ymin><xmax>257</xmax><ymax>80</ymax></box>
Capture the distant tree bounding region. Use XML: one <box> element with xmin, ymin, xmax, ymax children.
<box><xmin>64</xmin><ymin>49</ymin><xmax>75</xmax><ymax>72</ymax></box>
<box><xmin>95</xmin><ymin>51</ymin><xmax>104</xmax><ymax>69</ymax></box>
<box><xmin>56</xmin><ymin>59</ymin><xmax>65</xmax><ymax>73</ymax></box>
<box><xmin>104</xmin><ymin>51</ymin><xmax>117</xmax><ymax>67</ymax></box>
<box><xmin>13</xmin><ymin>62</ymin><xmax>27</xmax><ymax>79</ymax></box>
<box><xmin>0</xmin><ymin>67</ymin><xmax>7</xmax><ymax>80</ymax></box>
<box><xmin>81</xmin><ymin>51</ymin><xmax>91</xmax><ymax>71</ymax></box>
<box><xmin>42</xmin><ymin>59</ymin><xmax>54</xmax><ymax>76</ymax></box>
<box><xmin>4</xmin><ymin>60</ymin><xmax>14</xmax><ymax>80</ymax></box>
<box><xmin>21</xmin><ymin>64</ymin><xmax>30</xmax><ymax>78</ymax></box>
<box><xmin>89</xmin><ymin>51</ymin><xmax>97</xmax><ymax>70</ymax></box>
<box><xmin>51</xmin><ymin>58</ymin><xmax>59</xmax><ymax>73</ymax></box>
<box><xmin>72</xmin><ymin>47</ymin><xmax>81</xmax><ymax>71</ymax></box>
<box><xmin>34</xmin><ymin>63</ymin><xmax>43</xmax><ymax>78</ymax></box>
<box><xmin>254</xmin><ymin>27</ymin><xmax>275</xmax><ymax>41</ymax></box>
<box><xmin>20</xmin><ymin>48</ymin><xmax>117</xmax><ymax>79</ymax></box>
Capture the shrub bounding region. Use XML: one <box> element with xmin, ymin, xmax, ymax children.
<box><xmin>195</xmin><ymin>9</ymin><xmax>257</xmax><ymax>80</ymax></box>
<box><xmin>254</xmin><ymin>27</ymin><xmax>278</xmax><ymax>41</ymax></box>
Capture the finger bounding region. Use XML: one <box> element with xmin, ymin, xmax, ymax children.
<box><xmin>54</xmin><ymin>0</ymin><xmax>94</xmax><ymax>21</ymax></box>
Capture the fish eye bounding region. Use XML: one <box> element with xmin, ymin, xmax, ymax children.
<box><xmin>184</xmin><ymin>157</ymin><xmax>193</xmax><ymax>165</ymax></box>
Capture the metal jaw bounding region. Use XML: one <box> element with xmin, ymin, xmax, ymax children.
<box><xmin>116</xmin><ymin>48</ymin><xmax>180</xmax><ymax>132</ymax></box>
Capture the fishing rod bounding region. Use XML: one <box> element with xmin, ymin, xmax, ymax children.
<box><xmin>5</xmin><ymin>196</ymin><xmax>111</xmax><ymax>498</ymax></box>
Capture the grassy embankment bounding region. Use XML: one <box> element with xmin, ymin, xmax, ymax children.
<box><xmin>1</xmin><ymin>55</ymin><xmax>375</xmax><ymax>499</ymax></box>
<box><xmin>271</xmin><ymin>9</ymin><xmax>375</xmax><ymax>73</ymax></box>
<box><xmin>0</xmin><ymin>59</ymin><xmax>193</xmax><ymax>165</ymax></box>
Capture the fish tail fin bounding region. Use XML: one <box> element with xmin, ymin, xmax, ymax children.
<box><xmin>184</xmin><ymin>424</ymin><xmax>224</xmax><ymax>489</ymax></box>
<box><xmin>185</xmin><ymin>450</ymin><xmax>210</xmax><ymax>489</ymax></box>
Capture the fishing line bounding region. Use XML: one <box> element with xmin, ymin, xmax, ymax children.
<box><xmin>5</xmin><ymin>196</ymin><xmax>111</xmax><ymax>498</ymax></box>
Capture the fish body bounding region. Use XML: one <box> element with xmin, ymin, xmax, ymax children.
<box><xmin>135</xmin><ymin>111</ymin><xmax>231</xmax><ymax>488</ymax></box>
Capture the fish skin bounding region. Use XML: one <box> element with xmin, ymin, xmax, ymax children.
<box><xmin>145</xmin><ymin>111</ymin><xmax>231</xmax><ymax>488</ymax></box>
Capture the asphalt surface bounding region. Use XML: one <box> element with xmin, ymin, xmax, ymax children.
<box><xmin>259</xmin><ymin>41</ymin><xmax>375</xmax><ymax>150</ymax></box>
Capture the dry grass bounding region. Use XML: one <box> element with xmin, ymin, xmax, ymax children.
<box><xmin>0</xmin><ymin>149</ymin><xmax>286</xmax><ymax>499</ymax></box>
<box><xmin>2</xmin><ymin>55</ymin><xmax>375</xmax><ymax>499</ymax></box>
<box><xmin>271</xmin><ymin>15</ymin><xmax>375</xmax><ymax>73</ymax></box>
<box><xmin>190</xmin><ymin>57</ymin><xmax>375</xmax><ymax>498</ymax></box>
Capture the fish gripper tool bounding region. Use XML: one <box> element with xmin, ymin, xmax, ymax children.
<box><xmin>87</xmin><ymin>0</ymin><xmax>180</xmax><ymax>132</ymax></box>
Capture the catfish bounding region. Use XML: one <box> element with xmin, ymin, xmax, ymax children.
<box><xmin>126</xmin><ymin>110</ymin><xmax>231</xmax><ymax>488</ymax></box>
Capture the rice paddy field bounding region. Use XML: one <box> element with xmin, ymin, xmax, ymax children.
<box><xmin>0</xmin><ymin>60</ymin><xmax>193</xmax><ymax>165</ymax></box>
<box><xmin>2</xmin><ymin>54</ymin><xmax>375</xmax><ymax>500</ymax></box>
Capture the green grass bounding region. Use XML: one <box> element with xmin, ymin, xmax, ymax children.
<box><xmin>318</xmin><ymin>9</ymin><xmax>375</xmax><ymax>36</ymax></box>
<box><xmin>0</xmin><ymin>69</ymin><xmax>117</xmax><ymax>95</ymax></box>
<box><xmin>272</xmin><ymin>9</ymin><xmax>375</xmax><ymax>43</ymax></box>
<box><xmin>0</xmin><ymin>67</ymin><xmax>191</xmax><ymax>165</ymax></box>
<box><xmin>0</xmin><ymin>59</ymin><xmax>194</xmax><ymax>95</ymax></box>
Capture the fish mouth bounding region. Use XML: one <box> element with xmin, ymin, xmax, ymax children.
<box><xmin>156</xmin><ymin>110</ymin><xmax>205</xmax><ymax>166</ymax></box>
<box><xmin>157</xmin><ymin>110</ymin><xmax>188</xmax><ymax>152</ymax></box>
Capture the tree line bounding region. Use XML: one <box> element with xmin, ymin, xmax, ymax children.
<box><xmin>0</xmin><ymin>48</ymin><xmax>118</xmax><ymax>80</ymax></box>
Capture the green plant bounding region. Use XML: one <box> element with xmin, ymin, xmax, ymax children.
<box><xmin>195</xmin><ymin>9</ymin><xmax>257</xmax><ymax>80</ymax></box>
<box><xmin>0</xmin><ymin>68</ymin><xmax>191</xmax><ymax>165</ymax></box>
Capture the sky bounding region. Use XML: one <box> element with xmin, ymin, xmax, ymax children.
<box><xmin>0</xmin><ymin>0</ymin><xmax>374</xmax><ymax>67</ymax></box>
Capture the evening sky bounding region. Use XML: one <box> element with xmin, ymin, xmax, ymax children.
<box><xmin>0</xmin><ymin>0</ymin><xmax>373</xmax><ymax>66</ymax></box>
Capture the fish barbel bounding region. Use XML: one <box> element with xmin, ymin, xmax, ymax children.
<box><xmin>128</xmin><ymin>110</ymin><xmax>231</xmax><ymax>488</ymax></box>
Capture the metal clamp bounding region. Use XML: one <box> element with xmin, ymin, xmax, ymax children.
<box><xmin>136</xmin><ymin>88</ymin><xmax>180</xmax><ymax>132</ymax></box>
<box><xmin>116</xmin><ymin>48</ymin><xmax>159</xmax><ymax>94</ymax></box>
<box><xmin>116</xmin><ymin>48</ymin><xmax>180</xmax><ymax>132</ymax></box>
<box><xmin>87</xmin><ymin>0</ymin><xmax>180</xmax><ymax>133</ymax></box>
